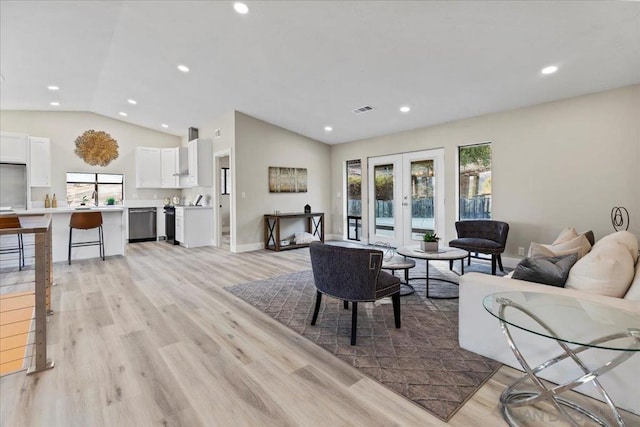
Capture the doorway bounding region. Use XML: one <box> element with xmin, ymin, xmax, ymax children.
<box><xmin>367</xmin><ymin>149</ymin><xmax>445</xmax><ymax>248</ymax></box>
<box><xmin>214</xmin><ymin>150</ymin><xmax>232</xmax><ymax>250</ymax></box>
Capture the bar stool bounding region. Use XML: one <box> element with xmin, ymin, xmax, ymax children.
<box><xmin>0</xmin><ymin>214</ymin><xmax>25</xmax><ymax>271</ymax></box>
<box><xmin>68</xmin><ymin>211</ymin><xmax>104</xmax><ymax>265</ymax></box>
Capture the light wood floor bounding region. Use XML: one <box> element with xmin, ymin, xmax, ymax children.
<box><xmin>1</xmin><ymin>242</ymin><xmax>638</xmax><ymax>426</ymax></box>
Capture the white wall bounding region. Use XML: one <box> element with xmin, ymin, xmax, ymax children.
<box><xmin>192</xmin><ymin>111</ymin><xmax>235</xmax><ymax>247</ymax></box>
<box><xmin>330</xmin><ymin>85</ymin><xmax>640</xmax><ymax>258</ymax></box>
<box><xmin>0</xmin><ymin>110</ymin><xmax>181</xmax><ymax>205</ymax></box>
<box><xmin>234</xmin><ymin>112</ymin><xmax>331</xmax><ymax>251</ymax></box>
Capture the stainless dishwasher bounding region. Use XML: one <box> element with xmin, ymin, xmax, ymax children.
<box><xmin>128</xmin><ymin>207</ymin><xmax>157</xmax><ymax>243</ymax></box>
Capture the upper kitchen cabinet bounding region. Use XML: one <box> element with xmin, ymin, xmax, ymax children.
<box><xmin>29</xmin><ymin>137</ymin><xmax>51</xmax><ymax>187</ymax></box>
<box><xmin>182</xmin><ymin>139</ymin><xmax>213</xmax><ymax>188</ymax></box>
<box><xmin>161</xmin><ymin>147</ymin><xmax>188</xmax><ymax>189</ymax></box>
<box><xmin>0</xmin><ymin>131</ymin><xmax>28</xmax><ymax>164</ymax></box>
<box><xmin>161</xmin><ymin>148</ymin><xmax>179</xmax><ymax>188</ymax></box>
<box><xmin>135</xmin><ymin>147</ymin><xmax>162</xmax><ymax>188</ymax></box>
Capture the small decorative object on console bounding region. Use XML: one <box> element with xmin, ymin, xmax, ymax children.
<box><xmin>304</xmin><ymin>204</ymin><xmax>311</xmax><ymax>213</ymax></box>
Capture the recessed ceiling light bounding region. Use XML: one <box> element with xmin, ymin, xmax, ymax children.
<box><xmin>324</xmin><ymin>126</ymin><xmax>333</xmax><ymax>132</ymax></box>
<box><xmin>177</xmin><ymin>64</ymin><xmax>190</xmax><ymax>73</ymax></box>
<box><xmin>400</xmin><ymin>106</ymin><xmax>411</xmax><ymax>113</ymax></box>
<box><xmin>47</xmin><ymin>85</ymin><xmax>59</xmax><ymax>91</ymax></box>
<box><xmin>119</xmin><ymin>112</ymin><xmax>127</xmax><ymax>117</ymax></box>
<box><xmin>128</xmin><ymin>99</ymin><xmax>137</xmax><ymax>105</ymax></box>
<box><xmin>50</xmin><ymin>101</ymin><xmax>60</xmax><ymax>106</ymax></box>
<box><xmin>161</xmin><ymin>124</ymin><xmax>169</xmax><ymax>128</ymax></box>
<box><xmin>541</xmin><ymin>65</ymin><xmax>558</xmax><ymax>75</ymax></box>
<box><xmin>234</xmin><ymin>2</ymin><xmax>249</xmax><ymax>14</ymax></box>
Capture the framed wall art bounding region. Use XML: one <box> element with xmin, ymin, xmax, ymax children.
<box><xmin>269</xmin><ymin>167</ymin><xmax>307</xmax><ymax>193</ymax></box>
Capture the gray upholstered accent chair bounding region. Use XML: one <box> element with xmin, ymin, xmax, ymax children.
<box><xmin>448</xmin><ymin>220</ymin><xmax>510</xmax><ymax>275</ymax></box>
<box><xmin>309</xmin><ymin>242</ymin><xmax>401</xmax><ymax>345</ymax></box>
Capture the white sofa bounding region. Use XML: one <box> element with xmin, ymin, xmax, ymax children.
<box><xmin>459</xmin><ymin>231</ymin><xmax>640</xmax><ymax>415</ymax></box>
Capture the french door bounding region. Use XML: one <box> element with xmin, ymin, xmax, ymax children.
<box><xmin>367</xmin><ymin>149</ymin><xmax>445</xmax><ymax>248</ymax></box>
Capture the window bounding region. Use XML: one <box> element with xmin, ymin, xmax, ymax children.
<box><xmin>458</xmin><ymin>143</ymin><xmax>491</xmax><ymax>219</ymax></box>
<box><xmin>221</xmin><ymin>168</ymin><xmax>230</xmax><ymax>195</ymax></box>
<box><xmin>346</xmin><ymin>159</ymin><xmax>362</xmax><ymax>240</ymax></box>
<box><xmin>66</xmin><ymin>173</ymin><xmax>124</xmax><ymax>206</ymax></box>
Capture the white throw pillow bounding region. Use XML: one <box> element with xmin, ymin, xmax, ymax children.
<box><xmin>623</xmin><ymin>260</ymin><xmax>640</xmax><ymax>301</ymax></box>
<box><xmin>528</xmin><ymin>234</ymin><xmax>591</xmax><ymax>259</ymax></box>
<box><xmin>553</xmin><ymin>227</ymin><xmax>578</xmax><ymax>245</ymax></box>
<box><xmin>565</xmin><ymin>241</ymin><xmax>635</xmax><ymax>298</ymax></box>
<box><xmin>594</xmin><ymin>231</ymin><xmax>639</xmax><ymax>264</ymax></box>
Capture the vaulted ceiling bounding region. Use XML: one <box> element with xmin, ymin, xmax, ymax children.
<box><xmin>1</xmin><ymin>1</ymin><xmax>639</xmax><ymax>144</ymax></box>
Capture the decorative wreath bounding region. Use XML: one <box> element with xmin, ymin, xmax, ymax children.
<box><xmin>74</xmin><ymin>130</ymin><xmax>119</xmax><ymax>166</ymax></box>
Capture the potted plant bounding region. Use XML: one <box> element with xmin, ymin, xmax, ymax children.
<box><xmin>106</xmin><ymin>197</ymin><xmax>116</xmax><ymax>206</ymax></box>
<box><xmin>421</xmin><ymin>231</ymin><xmax>440</xmax><ymax>252</ymax></box>
<box><xmin>80</xmin><ymin>195</ymin><xmax>89</xmax><ymax>206</ymax></box>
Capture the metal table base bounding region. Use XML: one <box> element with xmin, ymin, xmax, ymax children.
<box><xmin>496</xmin><ymin>297</ymin><xmax>640</xmax><ymax>427</ymax></box>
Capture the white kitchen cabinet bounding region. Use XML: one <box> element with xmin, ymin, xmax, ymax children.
<box><xmin>29</xmin><ymin>137</ymin><xmax>51</xmax><ymax>187</ymax></box>
<box><xmin>135</xmin><ymin>147</ymin><xmax>162</xmax><ymax>188</ymax></box>
<box><xmin>175</xmin><ymin>207</ymin><xmax>185</xmax><ymax>243</ymax></box>
<box><xmin>182</xmin><ymin>139</ymin><xmax>213</xmax><ymax>188</ymax></box>
<box><xmin>174</xmin><ymin>206</ymin><xmax>212</xmax><ymax>248</ymax></box>
<box><xmin>161</xmin><ymin>148</ymin><xmax>179</xmax><ymax>188</ymax></box>
<box><xmin>0</xmin><ymin>131</ymin><xmax>28</xmax><ymax>163</ymax></box>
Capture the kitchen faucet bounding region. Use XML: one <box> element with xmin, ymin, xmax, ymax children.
<box><xmin>92</xmin><ymin>190</ymin><xmax>99</xmax><ymax>206</ymax></box>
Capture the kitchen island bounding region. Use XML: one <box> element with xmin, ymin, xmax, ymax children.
<box><xmin>0</xmin><ymin>207</ymin><xmax>125</xmax><ymax>266</ymax></box>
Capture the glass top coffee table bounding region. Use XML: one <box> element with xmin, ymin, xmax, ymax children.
<box><xmin>396</xmin><ymin>246</ymin><xmax>469</xmax><ymax>299</ymax></box>
<box><xmin>483</xmin><ymin>291</ymin><xmax>640</xmax><ymax>426</ymax></box>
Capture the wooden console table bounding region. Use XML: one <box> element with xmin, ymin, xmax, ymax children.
<box><xmin>264</xmin><ymin>212</ymin><xmax>324</xmax><ymax>251</ymax></box>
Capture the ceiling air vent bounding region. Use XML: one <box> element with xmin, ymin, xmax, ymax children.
<box><xmin>352</xmin><ymin>105</ymin><xmax>374</xmax><ymax>114</ymax></box>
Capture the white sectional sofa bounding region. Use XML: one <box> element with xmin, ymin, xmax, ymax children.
<box><xmin>459</xmin><ymin>231</ymin><xmax>640</xmax><ymax>415</ymax></box>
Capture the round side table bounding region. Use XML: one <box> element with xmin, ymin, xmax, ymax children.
<box><xmin>382</xmin><ymin>255</ymin><xmax>416</xmax><ymax>296</ymax></box>
<box><xmin>396</xmin><ymin>246</ymin><xmax>469</xmax><ymax>299</ymax></box>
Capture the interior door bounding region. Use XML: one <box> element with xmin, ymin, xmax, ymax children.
<box><xmin>368</xmin><ymin>149</ymin><xmax>445</xmax><ymax>248</ymax></box>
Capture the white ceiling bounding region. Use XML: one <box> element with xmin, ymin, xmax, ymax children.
<box><xmin>1</xmin><ymin>1</ymin><xmax>639</xmax><ymax>144</ymax></box>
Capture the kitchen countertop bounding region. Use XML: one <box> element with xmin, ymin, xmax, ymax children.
<box><xmin>3</xmin><ymin>206</ymin><xmax>125</xmax><ymax>215</ymax></box>
<box><xmin>173</xmin><ymin>205</ymin><xmax>213</xmax><ymax>210</ymax></box>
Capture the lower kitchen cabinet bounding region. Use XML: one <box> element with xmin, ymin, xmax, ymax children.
<box><xmin>174</xmin><ymin>206</ymin><xmax>212</xmax><ymax>248</ymax></box>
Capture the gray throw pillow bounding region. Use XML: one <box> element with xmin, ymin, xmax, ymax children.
<box><xmin>512</xmin><ymin>254</ymin><xmax>578</xmax><ymax>287</ymax></box>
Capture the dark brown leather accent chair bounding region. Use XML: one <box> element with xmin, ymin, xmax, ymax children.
<box><xmin>309</xmin><ymin>242</ymin><xmax>401</xmax><ymax>345</ymax></box>
<box><xmin>448</xmin><ymin>220</ymin><xmax>509</xmax><ymax>275</ymax></box>
<box><xmin>68</xmin><ymin>211</ymin><xmax>104</xmax><ymax>264</ymax></box>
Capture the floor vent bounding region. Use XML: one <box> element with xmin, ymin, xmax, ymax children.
<box><xmin>352</xmin><ymin>105</ymin><xmax>374</xmax><ymax>114</ymax></box>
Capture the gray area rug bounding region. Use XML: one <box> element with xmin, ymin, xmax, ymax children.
<box><xmin>226</xmin><ymin>260</ymin><xmax>503</xmax><ymax>421</ymax></box>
